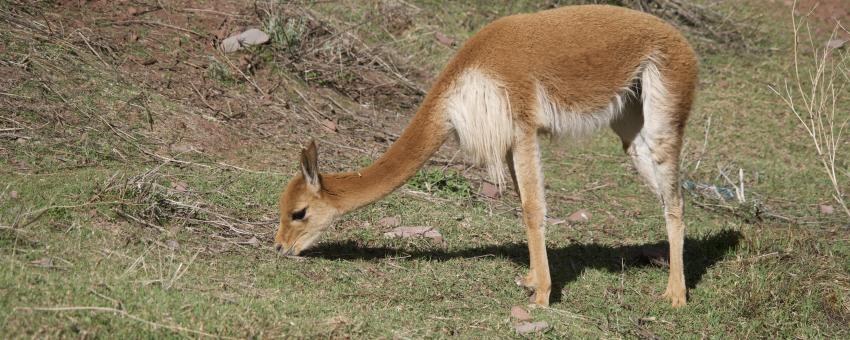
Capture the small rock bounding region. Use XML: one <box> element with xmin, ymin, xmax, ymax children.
<box><xmin>246</xmin><ymin>236</ymin><xmax>260</xmax><ymax>247</ymax></box>
<box><xmin>567</xmin><ymin>209</ymin><xmax>592</xmax><ymax>223</ymax></box>
<box><xmin>221</xmin><ymin>38</ymin><xmax>241</xmax><ymax>53</ymax></box>
<box><xmin>510</xmin><ymin>306</ymin><xmax>532</xmax><ymax>322</ymax></box>
<box><xmin>434</xmin><ymin>31</ymin><xmax>455</xmax><ymax>47</ymax></box>
<box><xmin>826</xmin><ymin>39</ymin><xmax>847</xmax><ymax>50</ymax></box>
<box><xmin>321</xmin><ymin>119</ymin><xmax>338</xmax><ymax>132</ymax></box>
<box><xmin>221</xmin><ymin>28</ymin><xmax>270</xmax><ymax>52</ymax></box>
<box><xmin>171</xmin><ymin>143</ymin><xmax>195</xmax><ymax>154</ymax></box>
<box><xmin>514</xmin><ymin>321</ymin><xmax>550</xmax><ymax>335</ymax></box>
<box><xmin>384</xmin><ymin>226</ymin><xmax>443</xmax><ymax>244</ymax></box>
<box><xmin>480</xmin><ymin>182</ymin><xmax>500</xmax><ymax>199</ymax></box>
<box><xmin>9</xmin><ymin>191</ymin><xmax>18</xmax><ymax>199</ymax></box>
<box><xmin>239</xmin><ymin>29</ymin><xmax>270</xmax><ymax>45</ymax></box>
<box><xmin>546</xmin><ymin>216</ymin><xmax>566</xmax><ymax>226</ymax></box>
<box><xmin>820</xmin><ymin>204</ymin><xmax>834</xmax><ymax>215</ymax></box>
<box><xmin>165</xmin><ymin>239</ymin><xmax>180</xmax><ymax>250</ymax></box>
<box><xmin>31</xmin><ymin>258</ymin><xmax>53</xmax><ymax>267</ymax></box>
<box><xmin>378</xmin><ymin>216</ymin><xmax>401</xmax><ymax>228</ymax></box>
<box><xmin>171</xmin><ymin>181</ymin><xmax>188</xmax><ymax>192</ymax></box>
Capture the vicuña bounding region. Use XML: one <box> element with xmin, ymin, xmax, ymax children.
<box><xmin>274</xmin><ymin>5</ymin><xmax>697</xmax><ymax>308</ymax></box>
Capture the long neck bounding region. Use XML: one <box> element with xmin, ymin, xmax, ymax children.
<box><xmin>322</xmin><ymin>96</ymin><xmax>450</xmax><ymax>213</ymax></box>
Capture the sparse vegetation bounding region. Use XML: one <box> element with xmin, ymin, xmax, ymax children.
<box><xmin>263</xmin><ymin>11</ymin><xmax>307</xmax><ymax>53</ymax></box>
<box><xmin>1</xmin><ymin>0</ymin><xmax>848</xmax><ymax>338</ymax></box>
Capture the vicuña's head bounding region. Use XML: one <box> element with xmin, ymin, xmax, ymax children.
<box><xmin>274</xmin><ymin>140</ymin><xmax>340</xmax><ymax>255</ymax></box>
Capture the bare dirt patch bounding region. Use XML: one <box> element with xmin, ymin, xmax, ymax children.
<box><xmin>775</xmin><ymin>0</ymin><xmax>850</xmax><ymax>39</ymax></box>
<box><xmin>5</xmin><ymin>0</ymin><xmax>451</xmax><ymax>175</ymax></box>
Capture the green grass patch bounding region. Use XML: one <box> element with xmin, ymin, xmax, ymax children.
<box><xmin>407</xmin><ymin>168</ymin><xmax>474</xmax><ymax>200</ymax></box>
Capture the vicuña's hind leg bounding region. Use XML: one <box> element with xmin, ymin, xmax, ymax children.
<box><xmin>507</xmin><ymin>152</ymin><xmax>535</xmax><ymax>290</ymax></box>
<box><xmin>510</xmin><ymin>130</ymin><xmax>551</xmax><ymax>306</ymax></box>
<box><xmin>612</xmin><ymin>100</ymin><xmax>688</xmax><ymax>308</ymax></box>
<box><xmin>639</xmin><ymin>134</ymin><xmax>686</xmax><ymax>308</ymax></box>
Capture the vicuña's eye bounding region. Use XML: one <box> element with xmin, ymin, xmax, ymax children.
<box><xmin>291</xmin><ymin>208</ymin><xmax>307</xmax><ymax>221</ymax></box>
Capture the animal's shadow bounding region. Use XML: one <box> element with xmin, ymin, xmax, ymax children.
<box><xmin>305</xmin><ymin>229</ymin><xmax>742</xmax><ymax>303</ymax></box>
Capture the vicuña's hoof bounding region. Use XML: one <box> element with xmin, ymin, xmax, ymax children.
<box><xmin>662</xmin><ymin>288</ymin><xmax>687</xmax><ymax>308</ymax></box>
<box><xmin>529</xmin><ymin>291</ymin><xmax>550</xmax><ymax>307</ymax></box>
<box><xmin>517</xmin><ymin>271</ymin><xmax>550</xmax><ymax>306</ymax></box>
<box><xmin>515</xmin><ymin>272</ymin><xmax>535</xmax><ymax>288</ymax></box>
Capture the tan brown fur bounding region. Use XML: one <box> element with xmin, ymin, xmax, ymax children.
<box><xmin>275</xmin><ymin>5</ymin><xmax>698</xmax><ymax>308</ymax></box>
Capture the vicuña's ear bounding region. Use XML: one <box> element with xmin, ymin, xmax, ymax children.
<box><xmin>300</xmin><ymin>139</ymin><xmax>321</xmax><ymax>192</ymax></box>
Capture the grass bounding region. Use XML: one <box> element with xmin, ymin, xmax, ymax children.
<box><xmin>407</xmin><ymin>168</ymin><xmax>474</xmax><ymax>200</ymax></box>
<box><xmin>1</xmin><ymin>0</ymin><xmax>849</xmax><ymax>338</ymax></box>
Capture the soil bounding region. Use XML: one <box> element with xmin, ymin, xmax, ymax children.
<box><xmin>781</xmin><ymin>0</ymin><xmax>850</xmax><ymax>38</ymax></box>
<box><xmin>29</xmin><ymin>0</ymin><xmax>450</xmax><ymax>176</ymax></box>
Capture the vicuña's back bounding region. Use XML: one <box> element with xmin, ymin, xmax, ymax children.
<box><xmin>275</xmin><ymin>5</ymin><xmax>698</xmax><ymax>308</ymax></box>
<box><xmin>439</xmin><ymin>5</ymin><xmax>696</xmax><ymax>114</ymax></box>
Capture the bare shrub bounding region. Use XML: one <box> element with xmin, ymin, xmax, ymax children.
<box><xmin>770</xmin><ymin>4</ymin><xmax>850</xmax><ymax>218</ymax></box>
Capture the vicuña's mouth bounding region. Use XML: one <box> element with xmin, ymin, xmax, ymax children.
<box><xmin>294</xmin><ymin>232</ymin><xmax>323</xmax><ymax>254</ymax></box>
<box><xmin>275</xmin><ymin>243</ymin><xmax>299</xmax><ymax>256</ymax></box>
<box><xmin>275</xmin><ymin>230</ymin><xmax>323</xmax><ymax>257</ymax></box>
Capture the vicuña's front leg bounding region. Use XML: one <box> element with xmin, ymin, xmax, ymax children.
<box><xmin>510</xmin><ymin>130</ymin><xmax>551</xmax><ymax>307</ymax></box>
